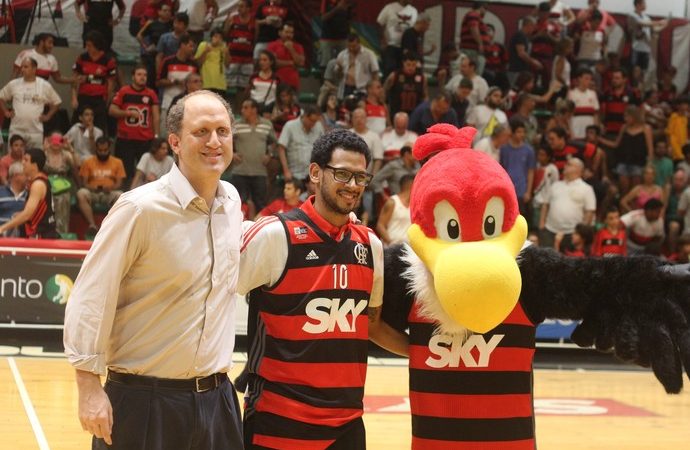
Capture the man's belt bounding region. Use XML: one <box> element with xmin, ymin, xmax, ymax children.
<box><xmin>107</xmin><ymin>370</ymin><xmax>228</xmax><ymax>393</ymax></box>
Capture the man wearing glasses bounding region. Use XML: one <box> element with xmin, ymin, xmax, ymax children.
<box><xmin>238</xmin><ymin>129</ymin><xmax>408</xmax><ymax>449</ymax></box>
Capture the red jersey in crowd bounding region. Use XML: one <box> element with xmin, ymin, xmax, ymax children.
<box><xmin>267</xmin><ymin>39</ymin><xmax>304</xmax><ymax>89</ymax></box>
<box><xmin>258</xmin><ymin>198</ymin><xmax>303</xmax><ymax>217</ymax></box>
<box><xmin>531</xmin><ymin>19</ymin><xmax>560</xmax><ymax>59</ymax></box>
<box><xmin>592</xmin><ymin>227</ymin><xmax>627</xmax><ymax>257</ymax></box>
<box><xmin>226</xmin><ymin>13</ymin><xmax>255</xmax><ymax>65</ymax></box>
<box><xmin>73</xmin><ymin>51</ymin><xmax>117</xmax><ymax>99</ymax></box>
<box><xmin>459</xmin><ymin>10</ymin><xmax>490</xmax><ymax>51</ymax></box>
<box><xmin>255</xmin><ymin>0</ymin><xmax>289</xmax><ymax>44</ymax></box>
<box><xmin>600</xmin><ymin>87</ymin><xmax>641</xmax><ymax>135</ymax></box>
<box><xmin>484</xmin><ymin>41</ymin><xmax>508</xmax><ymax>73</ymax></box>
<box><xmin>553</xmin><ymin>142</ymin><xmax>596</xmax><ymax>176</ymax></box>
<box><xmin>112</xmin><ymin>84</ymin><xmax>159</xmax><ymax>141</ymax></box>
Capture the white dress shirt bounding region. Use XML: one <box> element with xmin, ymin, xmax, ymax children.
<box><xmin>64</xmin><ymin>164</ymin><xmax>243</xmax><ymax>378</ymax></box>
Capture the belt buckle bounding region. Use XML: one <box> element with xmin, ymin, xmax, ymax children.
<box><xmin>195</xmin><ymin>376</ymin><xmax>210</xmax><ymax>393</ymax></box>
<box><xmin>195</xmin><ymin>374</ymin><xmax>217</xmax><ymax>393</ymax></box>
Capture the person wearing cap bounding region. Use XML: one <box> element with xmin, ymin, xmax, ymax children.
<box><xmin>64</xmin><ymin>91</ymin><xmax>243</xmax><ymax>449</ymax></box>
<box><xmin>75</xmin><ymin>137</ymin><xmax>126</xmax><ymax>233</ymax></box>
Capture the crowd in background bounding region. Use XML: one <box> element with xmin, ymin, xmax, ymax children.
<box><xmin>2</xmin><ymin>0</ymin><xmax>690</xmax><ymax>261</ymax></box>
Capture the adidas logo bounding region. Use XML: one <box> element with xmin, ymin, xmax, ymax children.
<box><xmin>306</xmin><ymin>250</ymin><xmax>319</xmax><ymax>260</ymax></box>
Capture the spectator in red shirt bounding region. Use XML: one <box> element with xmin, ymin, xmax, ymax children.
<box><xmin>223</xmin><ymin>0</ymin><xmax>255</xmax><ymax>91</ymax></box>
<box><xmin>257</xmin><ymin>178</ymin><xmax>303</xmax><ymax>218</ymax></box>
<box><xmin>254</xmin><ymin>0</ymin><xmax>289</xmax><ymax>59</ymax></box>
<box><xmin>109</xmin><ymin>64</ymin><xmax>160</xmax><ymax>178</ymax></box>
<box><xmin>267</xmin><ymin>22</ymin><xmax>305</xmax><ymax>90</ymax></box>
<box><xmin>592</xmin><ymin>206</ymin><xmax>628</xmax><ymax>256</ymax></box>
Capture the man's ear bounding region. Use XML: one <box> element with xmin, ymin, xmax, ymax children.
<box><xmin>168</xmin><ymin>133</ymin><xmax>180</xmax><ymax>155</ymax></box>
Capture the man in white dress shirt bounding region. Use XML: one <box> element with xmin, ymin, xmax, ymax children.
<box><xmin>63</xmin><ymin>90</ymin><xmax>244</xmax><ymax>449</ymax></box>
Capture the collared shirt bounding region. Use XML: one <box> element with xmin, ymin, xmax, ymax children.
<box><xmin>335</xmin><ymin>47</ymin><xmax>380</xmax><ymax>98</ymax></box>
<box><xmin>0</xmin><ymin>185</ymin><xmax>27</xmax><ymax>227</ymax></box>
<box><xmin>64</xmin><ymin>163</ymin><xmax>243</xmax><ymax>378</ymax></box>
<box><xmin>238</xmin><ymin>196</ymin><xmax>383</xmax><ymax>307</ymax></box>
<box><xmin>232</xmin><ymin>117</ymin><xmax>277</xmax><ymax>177</ymax></box>
<box><xmin>278</xmin><ymin>118</ymin><xmax>325</xmax><ymax>181</ymax></box>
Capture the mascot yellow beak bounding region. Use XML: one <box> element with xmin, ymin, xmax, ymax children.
<box><xmin>408</xmin><ymin>215</ymin><xmax>528</xmax><ymax>334</ymax></box>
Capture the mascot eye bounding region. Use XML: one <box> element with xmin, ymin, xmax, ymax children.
<box><xmin>482</xmin><ymin>197</ymin><xmax>505</xmax><ymax>239</ymax></box>
<box><xmin>433</xmin><ymin>200</ymin><xmax>462</xmax><ymax>242</ymax></box>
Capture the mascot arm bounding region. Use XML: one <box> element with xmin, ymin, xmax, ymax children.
<box><xmin>381</xmin><ymin>244</ymin><xmax>415</xmax><ymax>334</ymax></box>
<box><xmin>519</xmin><ymin>245</ymin><xmax>690</xmax><ymax>393</ymax></box>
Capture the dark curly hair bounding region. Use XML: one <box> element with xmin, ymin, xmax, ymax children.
<box><xmin>310</xmin><ymin>129</ymin><xmax>371</xmax><ymax>168</ymax></box>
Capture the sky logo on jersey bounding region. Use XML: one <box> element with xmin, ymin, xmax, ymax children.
<box><xmin>302</xmin><ymin>297</ymin><xmax>368</xmax><ymax>334</ymax></box>
<box><xmin>425</xmin><ymin>334</ymin><xmax>505</xmax><ymax>368</ymax></box>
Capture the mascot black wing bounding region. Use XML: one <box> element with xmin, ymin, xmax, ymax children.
<box><xmin>380</xmin><ymin>124</ymin><xmax>690</xmax><ymax>450</ymax></box>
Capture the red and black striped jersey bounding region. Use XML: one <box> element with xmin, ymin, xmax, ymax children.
<box><xmin>111</xmin><ymin>85</ymin><xmax>159</xmax><ymax>141</ymax></box>
<box><xmin>531</xmin><ymin>20</ymin><xmax>560</xmax><ymax>59</ymax></box>
<box><xmin>73</xmin><ymin>51</ymin><xmax>117</xmax><ymax>99</ymax></box>
<box><xmin>408</xmin><ymin>300</ymin><xmax>537</xmax><ymax>450</ymax></box>
<box><xmin>592</xmin><ymin>227</ymin><xmax>627</xmax><ymax>257</ymax></box>
<box><xmin>459</xmin><ymin>11</ymin><xmax>490</xmax><ymax>51</ymax></box>
<box><xmin>388</xmin><ymin>71</ymin><xmax>425</xmax><ymax>115</ymax></box>
<box><xmin>600</xmin><ymin>87</ymin><xmax>641</xmax><ymax>135</ymax></box>
<box><xmin>25</xmin><ymin>173</ymin><xmax>57</xmax><ymax>238</ymax></box>
<box><xmin>226</xmin><ymin>14</ymin><xmax>255</xmax><ymax>65</ymax></box>
<box><xmin>243</xmin><ymin>205</ymin><xmax>379</xmax><ymax>449</ymax></box>
<box><xmin>552</xmin><ymin>142</ymin><xmax>596</xmax><ymax>176</ymax></box>
<box><xmin>484</xmin><ymin>42</ymin><xmax>508</xmax><ymax>72</ymax></box>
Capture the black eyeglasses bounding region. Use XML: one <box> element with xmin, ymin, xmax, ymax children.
<box><xmin>324</xmin><ymin>165</ymin><xmax>374</xmax><ymax>187</ymax></box>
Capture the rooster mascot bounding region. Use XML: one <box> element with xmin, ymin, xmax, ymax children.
<box><xmin>381</xmin><ymin>124</ymin><xmax>690</xmax><ymax>449</ymax></box>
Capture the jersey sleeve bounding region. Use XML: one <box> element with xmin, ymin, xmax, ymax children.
<box><xmin>238</xmin><ymin>217</ymin><xmax>288</xmax><ymax>295</ymax></box>
<box><xmin>369</xmin><ymin>232</ymin><xmax>384</xmax><ymax>308</ymax></box>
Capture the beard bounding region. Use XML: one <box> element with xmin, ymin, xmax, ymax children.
<box><xmin>320</xmin><ymin>183</ymin><xmax>362</xmax><ymax>216</ymax></box>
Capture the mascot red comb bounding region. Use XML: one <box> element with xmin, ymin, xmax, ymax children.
<box><xmin>382</xmin><ymin>124</ymin><xmax>690</xmax><ymax>449</ymax></box>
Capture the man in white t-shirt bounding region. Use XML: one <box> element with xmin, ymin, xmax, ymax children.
<box><xmin>621</xmin><ymin>198</ymin><xmax>665</xmax><ymax>255</ymax></box>
<box><xmin>377</xmin><ymin>0</ymin><xmax>418</xmax><ymax>76</ymax></box>
<box><xmin>444</xmin><ymin>55</ymin><xmax>490</xmax><ymax>109</ymax></box>
<box><xmin>65</xmin><ymin>105</ymin><xmax>104</xmax><ymax>165</ymax></box>
<box><xmin>0</xmin><ymin>57</ymin><xmax>62</xmax><ymax>149</ymax></box>
<box><xmin>12</xmin><ymin>33</ymin><xmax>75</xmax><ymax>84</ymax></box>
<box><xmin>628</xmin><ymin>0</ymin><xmax>667</xmax><ymax>74</ymax></box>
<box><xmin>466</xmin><ymin>87</ymin><xmax>508</xmax><ymax>144</ymax></box>
<box><xmin>381</xmin><ymin>112</ymin><xmax>417</xmax><ymax>160</ymax></box>
<box><xmin>567</xmin><ymin>68</ymin><xmax>600</xmax><ymax>140</ymax></box>
<box><xmin>539</xmin><ymin>157</ymin><xmax>596</xmax><ymax>248</ymax></box>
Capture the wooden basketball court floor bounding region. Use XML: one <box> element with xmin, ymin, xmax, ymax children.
<box><xmin>2</xmin><ymin>354</ymin><xmax>689</xmax><ymax>450</ymax></box>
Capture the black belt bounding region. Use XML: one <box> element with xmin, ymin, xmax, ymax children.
<box><xmin>107</xmin><ymin>371</ymin><xmax>228</xmax><ymax>393</ymax></box>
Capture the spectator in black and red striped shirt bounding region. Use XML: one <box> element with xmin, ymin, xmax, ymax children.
<box><xmin>71</xmin><ymin>31</ymin><xmax>117</xmax><ymax>136</ymax></box>
<box><xmin>599</xmin><ymin>68</ymin><xmax>641</xmax><ymax>139</ymax></box>
<box><xmin>459</xmin><ymin>1</ymin><xmax>490</xmax><ymax>76</ymax></box>
<box><xmin>224</xmin><ymin>0</ymin><xmax>255</xmax><ymax>91</ymax></box>
<box><xmin>482</xmin><ymin>23</ymin><xmax>509</xmax><ymax>92</ymax></box>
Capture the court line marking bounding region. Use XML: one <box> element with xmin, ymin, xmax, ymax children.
<box><xmin>8</xmin><ymin>357</ymin><xmax>50</xmax><ymax>450</ymax></box>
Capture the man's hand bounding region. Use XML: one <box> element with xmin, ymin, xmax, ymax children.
<box><xmin>76</xmin><ymin>370</ymin><xmax>113</xmax><ymax>445</ymax></box>
<box><xmin>4</xmin><ymin>110</ymin><xmax>14</xmax><ymax>119</ymax></box>
<box><xmin>283</xmin><ymin>168</ymin><xmax>293</xmax><ymax>181</ymax></box>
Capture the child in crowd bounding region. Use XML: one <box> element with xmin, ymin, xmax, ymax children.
<box><xmin>592</xmin><ymin>206</ymin><xmax>627</xmax><ymax>256</ymax></box>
